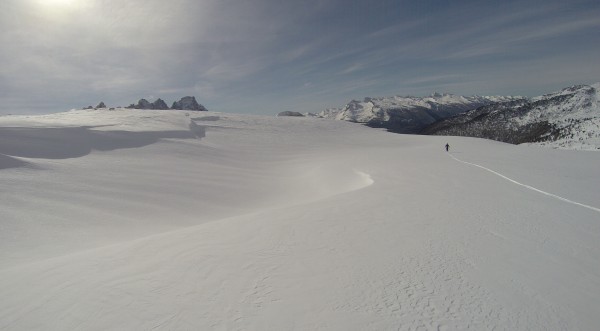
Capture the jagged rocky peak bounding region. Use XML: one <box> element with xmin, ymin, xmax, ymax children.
<box><xmin>134</xmin><ymin>99</ymin><xmax>152</xmax><ymax>109</ymax></box>
<box><xmin>151</xmin><ymin>98</ymin><xmax>169</xmax><ymax>110</ymax></box>
<box><xmin>171</xmin><ymin>96</ymin><xmax>207</xmax><ymax>111</ymax></box>
<box><xmin>90</xmin><ymin>96</ymin><xmax>208</xmax><ymax>111</ymax></box>
<box><xmin>132</xmin><ymin>98</ymin><xmax>174</xmax><ymax>110</ymax></box>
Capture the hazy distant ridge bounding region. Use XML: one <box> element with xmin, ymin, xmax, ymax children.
<box><xmin>319</xmin><ymin>93</ymin><xmax>524</xmax><ymax>133</ymax></box>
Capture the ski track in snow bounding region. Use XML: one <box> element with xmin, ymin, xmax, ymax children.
<box><xmin>1</xmin><ymin>110</ymin><xmax>599</xmax><ymax>330</ymax></box>
<box><xmin>448</xmin><ymin>152</ymin><xmax>600</xmax><ymax>214</ymax></box>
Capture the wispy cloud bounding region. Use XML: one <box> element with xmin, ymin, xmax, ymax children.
<box><xmin>0</xmin><ymin>0</ymin><xmax>599</xmax><ymax>114</ymax></box>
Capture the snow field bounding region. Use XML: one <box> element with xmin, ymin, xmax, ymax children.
<box><xmin>0</xmin><ymin>109</ymin><xmax>599</xmax><ymax>330</ymax></box>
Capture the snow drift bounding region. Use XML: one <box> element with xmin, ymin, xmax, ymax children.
<box><xmin>0</xmin><ymin>109</ymin><xmax>599</xmax><ymax>330</ymax></box>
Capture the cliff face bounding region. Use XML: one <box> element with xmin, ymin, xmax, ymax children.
<box><xmin>171</xmin><ymin>96</ymin><xmax>207</xmax><ymax>111</ymax></box>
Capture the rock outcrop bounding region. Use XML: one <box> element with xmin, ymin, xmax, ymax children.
<box><xmin>135</xmin><ymin>99</ymin><xmax>153</xmax><ymax>109</ymax></box>
<box><xmin>90</xmin><ymin>96</ymin><xmax>208</xmax><ymax>111</ymax></box>
<box><xmin>277</xmin><ymin>111</ymin><xmax>305</xmax><ymax>117</ymax></box>
<box><xmin>171</xmin><ymin>96</ymin><xmax>208</xmax><ymax>111</ymax></box>
<box><xmin>151</xmin><ymin>98</ymin><xmax>169</xmax><ymax>110</ymax></box>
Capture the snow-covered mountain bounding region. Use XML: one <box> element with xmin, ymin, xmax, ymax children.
<box><xmin>422</xmin><ymin>83</ymin><xmax>600</xmax><ymax>150</ymax></box>
<box><xmin>319</xmin><ymin>93</ymin><xmax>524</xmax><ymax>133</ymax></box>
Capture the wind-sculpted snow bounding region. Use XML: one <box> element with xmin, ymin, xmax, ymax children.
<box><xmin>0</xmin><ymin>109</ymin><xmax>376</xmax><ymax>266</ymax></box>
<box><xmin>1</xmin><ymin>110</ymin><xmax>599</xmax><ymax>330</ymax></box>
<box><xmin>0</xmin><ymin>154</ymin><xmax>29</xmax><ymax>169</ymax></box>
<box><xmin>0</xmin><ymin>126</ymin><xmax>201</xmax><ymax>165</ymax></box>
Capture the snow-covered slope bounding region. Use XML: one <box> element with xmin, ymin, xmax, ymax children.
<box><xmin>319</xmin><ymin>93</ymin><xmax>524</xmax><ymax>133</ymax></box>
<box><xmin>1</xmin><ymin>109</ymin><xmax>600</xmax><ymax>330</ymax></box>
<box><xmin>423</xmin><ymin>84</ymin><xmax>600</xmax><ymax>150</ymax></box>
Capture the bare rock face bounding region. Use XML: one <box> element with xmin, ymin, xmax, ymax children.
<box><xmin>131</xmin><ymin>98</ymin><xmax>169</xmax><ymax>110</ymax></box>
<box><xmin>135</xmin><ymin>99</ymin><xmax>153</xmax><ymax>109</ymax></box>
<box><xmin>171</xmin><ymin>96</ymin><xmax>208</xmax><ymax>111</ymax></box>
<box><xmin>93</xmin><ymin>96</ymin><xmax>208</xmax><ymax>111</ymax></box>
<box><xmin>151</xmin><ymin>98</ymin><xmax>169</xmax><ymax>110</ymax></box>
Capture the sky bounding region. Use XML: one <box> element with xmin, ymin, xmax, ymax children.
<box><xmin>1</xmin><ymin>0</ymin><xmax>599</xmax><ymax>115</ymax></box>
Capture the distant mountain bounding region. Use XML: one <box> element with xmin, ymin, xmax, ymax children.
<box><xmin>277</xmin><ymin>111</ymin><xmax>305</xmax><ymax>117</ymax></box>
<box><xmin>171</xmin><ymin>96</ymin><xmax>208</xmax><ymax>111</ymax></box>
<box><xmin>99</xmin><ymin>96</ymin><xmax>207</xmax><ymax>111</ymax></box>
<box><xmin>126</xmin><ymin>98</ymin><xmax>170</xmax><ymax>110</ymax></box>
<box><xmin>422</xmin><ymin>84</ymin><xmax>600</xmax><ymax>150</ymax></box>
<box><xmin>318</xmin><ymin>93</ymin><xmax>524</xmax><ymax>133</ymax></box>
<box><xmin>152</xmin><ymin>98</ymin><xmax>169</xmax><ymax>110</ymax></box>
<box><xmin>134</xmin><ymin>99</ymin><xmax>153</xmax><ymax>109</ymax></box>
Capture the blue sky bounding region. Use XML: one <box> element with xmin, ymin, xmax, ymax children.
<box><xmin>1</xmin><ymin>0</ymin><xmax>599</xmax><ymax>115</ymax></box>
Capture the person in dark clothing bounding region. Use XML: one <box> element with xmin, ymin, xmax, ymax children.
<box><xmin>445</xmin><ymin>143</ymin><xmax>450</xmax><ymax>152</ymax></box>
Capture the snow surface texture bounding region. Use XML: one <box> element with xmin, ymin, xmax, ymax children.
<box><xmin>1</xmin><ymin>109</ymin><xmax>600</xmax><ymax>330</ymax></box>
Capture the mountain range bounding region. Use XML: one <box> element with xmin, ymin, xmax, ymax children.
<box><xmin>318</xmin><ymin>94</ymin><xmax>524</xmax><ymax>133</ymax></box>
<box><xmin>422</xmin><ymin>84</ymin><xmax>600</xmax><ymax>150</ymax></box>
<box><xmin>85</xmin><ymin>96</ymin><xmax>208</xmax><ymax>111</ymax></box>
<box><xmin>319</xmin><ymin>83</ymin><xmax>600</xmax><ymax>150</ymax></box>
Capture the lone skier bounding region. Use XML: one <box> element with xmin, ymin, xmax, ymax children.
<box><xmin>445</xmin><ymin>143</ymin><xmax>450</xmax><ymax>152</ymax></box>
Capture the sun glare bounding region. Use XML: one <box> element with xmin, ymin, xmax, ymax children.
<box><xmin>38</xmin><ymin>0</ymin><xmax>76</xmax><ymax>7</ymax></box>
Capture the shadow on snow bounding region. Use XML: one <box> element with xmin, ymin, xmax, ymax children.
<box><xmin>0</xmin><ymin>123</ymin><xmax>205</xmax><ymax>169</ymax></box>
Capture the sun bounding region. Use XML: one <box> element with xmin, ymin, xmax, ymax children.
<box><xmin>34</xmin><ymin>0</ymin><xmax>82</xmax><ymax>19</ymax></box>
<box><xmin>37</xmin><ymin>0</ymin><xmax>76</xmax><ymax>7</ymax></box>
